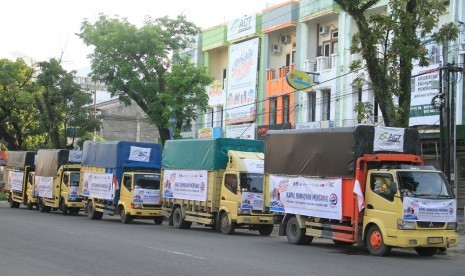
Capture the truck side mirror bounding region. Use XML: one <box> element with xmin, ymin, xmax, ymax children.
<box><xmin>389</xmin><ymin>182</ymin><xmax>398</xmax><ymax>195</ymax></box>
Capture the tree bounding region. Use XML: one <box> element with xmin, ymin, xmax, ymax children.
<box><xmin>334</xmin><ymin>0</ymin><xmax>459</xmax><ymax>127</ymax></box>
<box><xmin>34</xmin><ymin>58</ymin><xmax>100</xmax><ymax>148</ymax></box>
<box><xmin>0</xmin><ymin>59</ymin><xmax>43</xmax><ymax>150</ymax></box>
<box><xmin>78</xmin><ymin>14</ymin><xmax>212</xmax><ymax>145</ymax></box>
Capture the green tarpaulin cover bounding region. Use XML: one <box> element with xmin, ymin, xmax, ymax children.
<box><xmin>162</xmin><ymin>138</ymin><xmax>264</xmax><ymax>170</ymax></box>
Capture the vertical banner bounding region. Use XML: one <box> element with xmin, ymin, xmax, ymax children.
<box><xmin>133</xmin><ymin>188</ymin><xmax>160</xmax><ymax>205</ymax></box>
<box><xmin>241</xmin><ymin>192</ymin><xmax>263</xmax><ymax>211</ymax></box>
<box><xmin>69</xmin><ymin>186</ymin><xmax>80</xmax><ymax>199</ymax></box>
<box><xmin>374</xmin><ymin>126</ymin><xmax>405</xmax><ymax>152</ymax></box>
<box><xmin>82</xmin><ymin>172</ymin><xmax>115</xmax><ymax>200</ymax></box>
<box><xmin>129</xmin><ymin>146</ymin><xmax>151</xmax><ymax>162</ymax></box>
<box><xmin>8</xmin><ymin>171</ymin><xmax>24</xmax><ymax>192</ymax></box>
<box><xmin>207</xmin><ymin>80</ymin><xmax>226</xmax><ymax>106</ymax></box>
<box><xmin>163</xmin><ymin>170</ymin><xmax>208</xmax><ymax>201</ymax></box>
<box><xmin>269</xmin><ymin>175</ymin><xmax>342</xmax><ymax>220</ymax></box>
<box><xmin>226</xmin><ymin>38</ymin><xmax>259</xmax><ymax>125</ymax></box>
<box><xmin>402</xmin><ymin>197</ymin><xmax>457</xmax><ymax>222</ymax></box>
<box><xmin>35</xmin><ymin>176</ymin><xmax>54</xmax><ymax>199</ymax></box>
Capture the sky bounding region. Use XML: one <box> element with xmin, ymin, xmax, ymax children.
<box><xmin>1</xmin><ymin>0</ymin><xmax>279</xmax><ymax>76</ymax></box>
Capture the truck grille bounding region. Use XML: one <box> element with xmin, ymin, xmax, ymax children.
<box><xmin>143</xmin><ymin>204</ymin><xmax>162</xmax><ymax>209</ymax></box>
<box><xmin>416</xmin><ymin>222</ymin><xmax>445</xmax><ymax>228</ymax></box>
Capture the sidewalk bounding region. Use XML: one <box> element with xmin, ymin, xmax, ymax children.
<box><xmin>449</xmin><ymin>209</ymin><xmax>465</xmax><ymax>255</ymax></box>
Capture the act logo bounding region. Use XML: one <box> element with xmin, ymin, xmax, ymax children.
<box><xmin>378</xmin><ymin>131</ymin><xmax>402</xmax><ymax>143</ymax></box>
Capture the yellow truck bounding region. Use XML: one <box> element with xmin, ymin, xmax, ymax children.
<box><xmin>265</xmin><ymin>126</ymin><xmax>458</xmax><ymax>256</ymax></box>
<box><xmin>80</xmin><ymin>141</ymin><xmax>164</xmax><ymax>224</ymax></box>
<box><xmin>4</xmin><ymin>151</ymin><xmax>36</xmax><ymax>209</ymax></box>
<box><xmin>162</xmin><ymin>138</ymin><xmax>274</xmax><ymax>235</ymax></box>
<box><xmin>35</xmin><ymin>149</ymin><xmax>83</xmax><ymax>215</ymax></box>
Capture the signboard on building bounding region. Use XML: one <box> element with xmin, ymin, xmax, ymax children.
<box><xmin>207</xmin><ymin>80</ymin><xmax>226</xmax><ymax>106</ymax></box>
<box><xmin>227</xmin><ymin>14</ymin><xmax>257</xmax><ymax>41</ymax></box>
<box><xmin>296</xmin><ymin>121</ymin><xmax>321</xmax><ymax>129</ymax></box>
<box><xmin>286</xmin><ymin>70</ymin><xmax>313</xmax><ymax>90</ymax></box>
<box><xmin>226</xmin><ymin>123</ymin><xmax>255</xmax><ymax>139</ymax></box>
<box><xmin>199</xmin><ymin>127</ymin><xmax>223</xmax><ymax>138</ymax></box>
<box><xmin>256</xmin><ymin>123</ymin><xmax>291</xmax><ymax>140</ymax></box>
<box><xmin>226</xmin><ymin>38</ymin><xmax>259</xmax><ymax>125</ymax></box>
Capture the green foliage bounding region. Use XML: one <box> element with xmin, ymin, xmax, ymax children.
<box><xmin>0</xmin><ymin>59</ymin><xmax>43</xmax><ymax>150</ymax></box>
<box><xmin>76</xmin><ymin>133</ymin><xmax>105</xmax><ymax>149</ymax></box>
<box><xmin>335</xmin><ymin>0</ymin><xmax>458</xmax><ymax>127</ymax></box>
<box><xmin>79</xmin><ymin>14</ymin><xmax>209</xmax><ymax>145</ymax></box>
<box><xmin>34</xmin><ymin>59</ymin><xmax>100</xmax><ymax>149</ymax></box>
<box><xmin>353</xmin><ymin>101</ymin><xmax>374</xmax><ymax>122</ymax></box>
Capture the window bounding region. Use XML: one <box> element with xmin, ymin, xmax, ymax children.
<box><xmin>370</xmin><ymin>174</ymin><xmax>395</xmax><ymax>202</ymax></box>
<box><xmin>123</xmin><ymin>175</ymin><xmax>132</xmax><ymax>190</ymax></box>
<box><xmin>269</xmin><ymin>97</ymin><xmax>277</xmax><ymax>125</ymax></box>
<box><xmin>222</xmin><ymin>68</ymin><xmax>227</xmax><ymax>89</ymax></box>
<box><xmin>282</xmin><ymin>95</ymin><xmax>290</xmax><ymax>123</ymax></box>
<box><xmin>321</xmin><ymin>90</ymin><xmax>330</xmax><ymax>120</ymax></box>
<box><xmin>205</xmin><ymin>107</ymin><xmax>214</xmax><ymax>127</ymax></box>
<box><xmin>224</xmin><ymin>174</ymin><xmax>238</xmax><ymax>194</ymax></box>
<box><xmin>307</xmin><ymin>92</ymin><xmax>316</xmax><ymax>122</ymax></box>
<box><xmin>215</xmin><ymin>106</ymin><xmax>223</xmax><ymax>128</ymax></box>
<box><xmin>286</xmin><ymin>50</ymin><xmax>296</xmax><ymax>66</ymax></box>
<box><xmin>323</xmin><ymin>42</ymin><xmax>331</xmax><ymax>57</ymax></box>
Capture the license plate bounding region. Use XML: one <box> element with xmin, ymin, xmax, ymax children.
<box><xmin>428</xmin><ymin>237</ymin><xmax>443</xmax><ymax>244</ymax></box>
<box><xmin>71</xmin><ymin>204</ymin><xmax>77</xmax><ymax>207</ymax></box>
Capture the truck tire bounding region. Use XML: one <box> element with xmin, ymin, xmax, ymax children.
<box><xmin>366</xmin><ymin>225</ymin><xmax>391</xmax><ymax>256</ymax></box>
<box><xmin>39</xmin><ymin>200</ymin><xmax>46</xmax><ymax>213</ymax></box>
<box><xmin>120</xmin><ymin>206</ymin><xmax>131</xmax><ymax>224</ymax></box>
<box><xmin>153</xmin><ymin>216</ymin><xmax>164</xmax><ymax>225</ymax></box>
<box><xmin>87</xmin><ymin>201</ymin><xmax>102</xmax><ymax>220</ymax></box>
<box><xmin>27</xmin><ymin>201</ymin><xmax>34</xmax><ymax>210</ymax></box>
<box><xmin>258</xmin><ymin>225</ymin><xmax>274</xmax><ymax>236</ymax></box>
<box><xmin>219</xmin><ymin>212</ymin><xmax>236</xmax><ymax>235</ymax></box>
<box><xmin>286</xmin><ymin>217</ymin><xmax>307</xmax><ymax>245</ymax></box>
<box><xmin>9</xmin><ymin>194</ymin><xmax>15</xmax><ymax>208</ymax></box>
<box><xmin>415</xmin><ymin>247</ymin><xmax>439</xmax><ymax>256</ymax></box>
<box><xmin>172</xmin><ymin>207</ymin><xmax>192</xmax><ymax>229</ymax></box>
<box><xmin>61</xmin><ymin>199</ymin><xmax>68</xmax><ymax>215</ymax></box>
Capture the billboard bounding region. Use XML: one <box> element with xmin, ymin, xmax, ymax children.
<box><xmin>226</xmin><ymin>38</ymin><xmax>259</xmax><ymax>125</ymax></box>
<box><xmin>227</xmin><ymin>14</ymin><xmax>257</xmax><ymax>41</ymax></box>
<box><xmin>226</xmin><ymin>123</ymin><xmax>255</xmax><ymax>139</ymax></box>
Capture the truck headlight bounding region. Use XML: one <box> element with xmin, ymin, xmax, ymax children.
<box><xmin>131</xmin><ymin>202</ymin><xmax>142</xmax><ymax>209</ymax></box>
<box><xmin>397</xmin><ymin>219</ymin><xmax>416</xmax><ymax>230</ymax></box>
<box><xmin>446</xmin><ymin>222</ymin><xmax>457</xmax><ymax>230</ymax></box>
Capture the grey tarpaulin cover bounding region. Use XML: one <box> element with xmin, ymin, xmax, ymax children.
<box><xmin>6</xmin><ymin>151</ymin><xmax>36</xmax><ymax>168</ymax></box>
<box><xmin>35</xmin><ymin>149</ymin><xmax>74</xmax><ymax>177</ymax></box>
<box><xmin>264</xmin><ymin>126</ymin><xmax>419</xmax><ymax>178</ymax></box>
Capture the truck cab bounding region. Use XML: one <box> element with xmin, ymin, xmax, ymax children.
<box><xmin>7</xmin><ymin>165</ymin><xmax>35</xmax><ymax>209</ymax></box>
<box><xmin>218</xmin><ymin>151</ymin><xmax>274</xmax><ymax>235</ymax></box>
<box><xmin>25</xmin><ymin>171</ymin><xmax>37</xmax><ymax>210</ymax></box>
<box><xmin>118</xmin><ymin>172</ymin><xmax>163</xmax><ymax>224</ymax></box>
<box><xmin>363</xmin><ymin>164</ymin><xmax>457</xmax><ymax>256</ymax></box>
<box><xmin>39</xmin><ymin>164</ymin><xmax>83</xmax><ymax>215</ymax></box>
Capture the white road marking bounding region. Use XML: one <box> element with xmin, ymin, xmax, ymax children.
<box><xmin>55</xmin><ymin>228</ymin><xmax>83</xmax><ymax>235</ymax></box>
<box><xmin>147</xmin><ymin>247</ymin><xmax>206</xmax><ymax>260</ymax></box>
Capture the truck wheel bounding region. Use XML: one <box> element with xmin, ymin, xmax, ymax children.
<box><xmin>9</xmin><ymin>195</ymin><xmax>15</xmax><ymax>208</ymax></box>
<box><xmin>39</xmin><ymin>200</ymin><xmax>46</xmax><ymax>213</ymax></box>
<box><xmin>61</xmin><ymin>200</ymin><xmax>68</xmax><ymax>215</ymax></box>
<box><xmin>415</xmin><ymin>247</ymin><xmax>439</xmax><ymax>256</ymax></box>
<box><xmin>153</xmin><ymin>216</ymin><xmax>164</xmax><ymax>225</ymax></box>
<box><xmin>120</xmin><ymin>206</ymin><xmax>131</xmax><ymax>224</ymax></box>
<box><xmin>367</xmin><ymin>225</ymin><xmax>391</xmax><ymax>256</ymax></box>
<box><xmin>258</xmin><ymin>225</ymin><xmax>274</xmax><ymax>236</ymax></box>
<box><xmin>286</xmin><ymin>217</ymin><xmax>307</xmax><ymax>245</ymax></box>
<box><xmin>172</xmin><ymin>207</ymin><xmax>191</xmax><ymax>229</ymax></box>
<box><xmin>87</xmin><ymin>201</ymin><xmax>102</xmax><ymax>220</ymax></box>
<box><xmin>220</xmin><ymin>212</ymin><xmax>236</xmax><ymax>235</ymax></box>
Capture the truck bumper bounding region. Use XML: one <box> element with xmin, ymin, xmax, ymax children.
<box><xmin>67</xmin><ymin>202</ymin><xmax>84</xmax><ymax>208</ymax></box>
<box><xmin>392</xmin><ymin>230</ymin><xmax>459</xmax><ymax>248</ymax></box>
<box><xmin>128</xmin><ymin>208</ymin><xmax>163</xmax><ymax>218</ymax></box>
<box><xmin>236</xmin><ymin>215</ymin><xmax>274</xmax><ymax>225</ymax></box>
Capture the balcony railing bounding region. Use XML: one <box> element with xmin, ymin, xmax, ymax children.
<box><xmin>302</xmin><ymin>54</ymin><xmax>338</xmax><ymax>73</ymax></box>
<box><xmin>342</xmin><ymin>116</ymin><xmax>385</xmax><ymax>127</ymax></box>
<box><xmin>266</xmin><ymin>64</ymin><xmax>296</xmax><ymax>81</ymax></box>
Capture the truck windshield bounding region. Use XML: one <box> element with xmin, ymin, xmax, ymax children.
<box><xmin>397</xmin><ymin>171</ymin><xmax>452</xmax><ymax>198</ymax></box>
<box><xmin>240</xmin><ymin>173</ymin><xmax>263</xmax><ymax>193</ymax></box>
<box><xmin>134</xmin><ymin>174</ymin><xmax>160</xmax><ymax>190</ymax></box>
<box><xmin>69</xmin><ymin>172</ymin><xmax>80</xmax><ymax>187</ymax></box>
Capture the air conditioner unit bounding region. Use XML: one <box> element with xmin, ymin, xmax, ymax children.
<box><xmin>319</xmin><ymin>25</ymin><xmax>330</xmax><ymax>35</ymax></box>
<box><xmin>280</xmin><ymin>35</ymin><xmax>291</xmax><ymax>44</ymax></box>
<box><xmin>271</xmin><ymin>44</ymin><xmax>281</xmax><ymax>54</ymax></box>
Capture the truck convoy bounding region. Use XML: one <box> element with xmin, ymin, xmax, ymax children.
<box><xmin>35</xmin><ymin>149</ymin><xmax>83</xmax><ymax>214</ymax></box>
<box><xmin>265</xmin><ymin>126</ymin><xmax>458</xmax><ymax>256</ymax></box>
<box><xmin>81</xmin><ymin>141</ymin><xmax>164</xmax><ymax>224</ymax></box>
<box><xmin>4</xmin><ymin>151</ymin><xmax>36</xmax><ymax>209</ymax></box>
<box><xmin>162</xmin><ymin>138</ymin><xmax>274</xmax><ymax>235</ymax></box>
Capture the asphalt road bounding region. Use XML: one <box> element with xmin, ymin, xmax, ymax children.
<box><xmin>0</xmin><ymin>201</ymin><xmax>464</xmax><ymax>276</ymax></box>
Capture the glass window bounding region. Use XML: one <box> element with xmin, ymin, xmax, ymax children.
<box><xmin>307</xmin><ymin>92</ymin><xmax>316</xmax><ymax>122</ymax></box>
<box><xmin>134</xmin><ymin>174</ymin><xmax>160</xmax><ymax>190</ymax></box>
<box><xmin>69</xmin><ymin>172</ymin><xmax>80</xmax><ymax>187</ymax></box>
<box><xmin>321</xmin><ymin>90</ymin><xmax>330</xmax><ymax>120</ymax></box>
<box><xmin>282</xmin><ymin>95</ymin><xmax>290</xmax><ymax>123</ymax></box>
<box><xmin>370</xmin><ymin>174</ymin><xmax>395</xmax><ymax>202</ymax></box>
<box><xmin>397</xmin><ymin>171</ymin><xmax>452</xmax><ymax>198</ymax></box>
<box><xmin>224</xmin><ymin>174</ymin><xmax>238</xmax><ymax>194</ymax></box>
<box><xmin>123</xmin><ymin>175</ymin><xmax>132</xmax><ymax>190</ymax></box>
<box><xmin>269</xmin><ymin>97</ymin><xmax>277</xmax><ymax>125</ymax></box>
<box><xmin>239</xmin><ymin>173</ymin><xmax>263</xmax><ymax>193</ymax></box>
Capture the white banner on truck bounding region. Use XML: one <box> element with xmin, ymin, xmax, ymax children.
<box><xmin>69</xmin><ymin>186</ymin><xmax>79</xmax><ymax>199</ymax></box>
<box><xmin>129</xmin><ymin>146</ymin><xmax>151</xmax><ymax>162</ymax></box>
<box><xmin>133</xmin><ymin>188</ymin><xmax>160</xmax><ymax>205</ymax></box>
<box><xmin>402</xmin><ymin>197</ymin><xmax>457</xmax><ymax>222</ymax></box>
<box><xmin>163</xmin><ymin>170</ymin><xmax>208</xmax><ymax>201</ymax></box>
<box><xmin>374</xmin><ymin>126</ymin><xmax>405</xmax><ymax>152</ymax></box>
<box><xmin>82</xmin><ymin>172</ymin><xmax>115</xmax><ymax>200</ymax></box>
<box><xmin>35</xmin><ymin>176</ymin><xmax>54</xmax><ymax>199</ymax></box>
<box><xmin>241</xmin><ymin>192</ymin><xmax>263</xmax><ymax>211</ymax></box>
<box><xmin>269</xmin><ymin>175</ymin><xmax>342</xmax><ymax>220</ymax></box>
<box><xmin>8</xmin><ymin>171</ymin><xmax>24</xmax><ymax>192</ymax></box>
<box><xmin>243</xmin><ymin>159</ymin><xmax>264</xmax><ymax>174</ymax></box>
<box><xmin>69</xmin><ymin>150</ymin><xmax>83</xmax><ymax>163</ymax></box>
